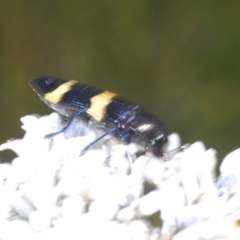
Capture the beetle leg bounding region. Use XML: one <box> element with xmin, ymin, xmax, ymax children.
<box><xmin>80</xmin><ymin>127</ymin><xmax>118</xmax><ymax>155</ymax></box>
<box><xmin>119</xmin><ymin>129</ymin><xmax>133</xmax><ymax>143</ymax></box>
<box><xmin>45</xmin><ymin>109</ymin><xmax>86</xmax><ymax>138</ymax></box>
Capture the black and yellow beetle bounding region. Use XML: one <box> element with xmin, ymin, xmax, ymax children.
<box><xmin>30</xmin><ymin>76</ymin><xmax>168</xmax><ymax>157</ymax></box>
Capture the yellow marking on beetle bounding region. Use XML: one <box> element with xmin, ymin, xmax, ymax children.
<box><xmin>87</xmin><ymin>91</ymin><xmax>117</xmax><ymax>121</ymax></box>
<box><xmin>44</xmin><ymin>80</ymin><xmax>78</xmax><ymax>103</ymax></box>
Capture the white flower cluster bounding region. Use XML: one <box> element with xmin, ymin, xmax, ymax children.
<box><xmin>0</xmin><ymin>113</ymin><xmax>240</xmax><ymax>240</ymax></box>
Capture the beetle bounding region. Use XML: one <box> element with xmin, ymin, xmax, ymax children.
<box><xmin>30</xmin><ymin>76</ymin><xmax>168</xmax><ymax>157</ymax></box>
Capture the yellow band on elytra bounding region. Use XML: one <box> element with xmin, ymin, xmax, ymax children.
<box><xmin>87</xmin><ymin>91</ymin><xmax>117</xmax><ymax>122</ymax></box>
<box><xmin>44</xmin><ymin>80</ymin><xmax>78</xmax><ymax>104</ymax></box>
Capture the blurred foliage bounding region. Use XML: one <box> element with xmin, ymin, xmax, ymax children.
<box><xmin>0</xmin><ymin>1</ymin><xmax>240</xmax><ymax>164</ymax></box>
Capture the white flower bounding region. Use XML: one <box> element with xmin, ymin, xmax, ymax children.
<box><xmin>0</xmin><ymin>112</ymin><xmax>240</xmax><ymax>239</ymax></box>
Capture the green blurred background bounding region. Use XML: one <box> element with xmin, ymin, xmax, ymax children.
<box><xmin>0</xmin><ymin>1</ymin><xmax>239</xmax><ymax>164</ymax></box>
